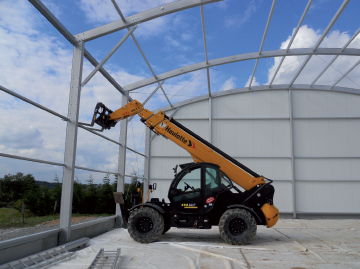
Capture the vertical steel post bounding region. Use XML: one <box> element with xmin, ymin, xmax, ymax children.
<box><xmin>288</xmin><ymin>88</ymin><xmax>297</xmax><ymax>218</ymax></box>
<box><xmin>116</xmin><ymin>92</ymin><xmax>129</xmax><ymax>227</ymax></box>
<box><xmin>59</xmin><ymin>41</ymin><xmax>84</xmax><ymax>243</ymax></box>
<box><xmin>143</xmin><ymin>128</ymin><xmax>151</xmax><ymax>202</ymax></box>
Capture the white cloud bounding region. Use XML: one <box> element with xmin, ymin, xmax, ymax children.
<box><xmin>0</xmin><ymin>0</ymin><xmax>149</xmax><ymax>183</ymax></box>
<box><xmin>245</xmin><ymin>76</ymin><xmax>260</xmax><ymax>87</ymax></box>
<box><xmin>267</xmin><ymin>25</ymin><xmax>360</xmax><ymax>88</ymax></box>
<box><xmin>0</xmin><ymin>0</ymin><xmax>39</xmax><ymax>35</ymax></box>
<box><xmin>220</xmin><ymin>77</ymin><xmax>236</xmax><ymax>91</ymax></box>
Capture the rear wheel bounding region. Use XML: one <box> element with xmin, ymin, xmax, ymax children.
<box><xmin>128</xmin><ymin>207</ymin><xmax>164</xmax><ymax>243</ymax></box>
<box><xmin>219</xmin><ymin>208</ymin><xmax>257</xmax><ymax>245</ymax></box>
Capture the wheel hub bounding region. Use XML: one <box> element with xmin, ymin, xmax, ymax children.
<box><xmin>136</xmin><ymin>217</ymin><xmax>153</xmax><ymax>233</ymax></box>
<box><xmin>229</xmin><ymin>218</ymin><xmax>247</xmax><ymax>235</ymax></box>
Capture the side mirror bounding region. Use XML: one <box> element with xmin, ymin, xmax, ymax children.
<box><xmin>173</xmin><ymin>165</ymin><xmax>178</xmax><ymax>175</ymax></box>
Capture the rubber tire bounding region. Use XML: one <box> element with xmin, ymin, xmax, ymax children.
<box><xmin>128</xmin><ymin>207</ymin><xmax>164</xmax><ymax>243</ymax></box>
<box><xmin>219</xmin><ymin>208</ymin><xmax>257</xmax><ymax>245</ymax></box>
<box><xmin>162</xmin><ymin>220</ymin><xmax>171</xmax><ymax>234</ymax></box>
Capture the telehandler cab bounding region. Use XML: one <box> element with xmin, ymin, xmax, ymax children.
<box><xmin>89</xmin><ymin>100</ymin><xmax>279</xmax><ymax>245</ymax></box>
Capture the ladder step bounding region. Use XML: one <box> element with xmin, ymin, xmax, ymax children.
<box><xmin>0</xmin><ymin>246</ymin><xmax>75</xmax><ymax>269</ymax></box>
<box><xmin>88</xmin><ymin>248</ymin><xmax>121</xmax><ymax>269</ymax></box>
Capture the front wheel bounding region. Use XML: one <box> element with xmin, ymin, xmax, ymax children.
<box><xmin>128</xmin><ymin>207</ymin><xmax>164</xmax><ymax>243</ymax></box>
<box><xmin>219</xmin><ymin>208</ymin><xmax>257</xmax><ymax>245</ymax></box>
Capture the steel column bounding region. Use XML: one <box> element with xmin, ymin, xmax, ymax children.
<box><xmin>115</xmin><ymin>93</ymin><xmax>129</xmax><ymax>225</ymax></box>
<box><xmin>59</xmin><ymin>41</ymin><xmax>84</xmax><ymax>244</ymax></box>
<box><xmin>288</xmin><ymin>88</ymin><xmax>296</xmax><ymax>219</ymax></box>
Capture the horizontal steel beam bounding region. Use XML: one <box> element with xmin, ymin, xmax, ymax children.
<box><xmin>0</xmin><ymin>153</ymin><xmax>129</xmax><ymax>175</ymax></box>
<box><xmin>74</xmin><ymin>0</ymin><xmax>222</xmax><ymax>42</ymax></box>
<box><xmin>126</xmin><ymin>147</ymin><xmax>146</xmax><ymax>157</ymax></box>
<box><xmin>74</xmin><ymin>165</ymin><xmax>118</xmax><ymax>175</ymax></box>
<box><xmin>0</xmin><ymin>85</ymin><xmax>68</xmax><ymax>121</ymax></box>
<box><xmin>125</xmin><ymin>174</ymin><xmax>145</xmax><ymax>180</ymax></box>
<box><xmin>0</xmin><ymin>152</ymin><xmax>65</xmax><ymax>167</ymax></box>
<box><xmin>123</xmin><ymin>48</ymin><xmax>360</xmax><ymax>91</ymax></box>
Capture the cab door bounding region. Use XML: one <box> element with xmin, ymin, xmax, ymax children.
<box><xmin>203</xmin><ymin>164</ymin><xmax>234</xmax><ymax>214</ymax></box>
<box><xmin>168</xmin><ymin>164</ymin><xmax>203</xmax><ymax>214</ymax></box>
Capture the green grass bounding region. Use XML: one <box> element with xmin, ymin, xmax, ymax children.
<box><xmin>0</xmin><ymin>208</ymin><xmax>112</xmax><ymax>229</ymax></box>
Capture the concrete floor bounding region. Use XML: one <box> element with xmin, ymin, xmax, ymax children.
<box><xmin>50</xmin><ymin>219</ymin><xmax>360</xmax><ymax>269</ymax></box>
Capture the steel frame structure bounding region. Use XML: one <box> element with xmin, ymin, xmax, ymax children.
<box><xmin>0</xmin><ymin>0</ymin><xmax>359</xmax><ymax>244</ymax></box>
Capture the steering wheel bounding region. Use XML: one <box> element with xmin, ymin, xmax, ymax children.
<box><xmin>184</xmin><ymin>182</ymin><xmax>195</xmax><ymax>191</ymax></box>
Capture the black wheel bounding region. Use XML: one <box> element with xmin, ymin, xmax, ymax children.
<box><xmin>219</xmin><ymin>208</ymin><xmax>257</xmax><ymax>245</ymax></box>
<box><xmin>162</xmin><ymin>220</ymin><xmax>171</xmax><ymax>234</ymax></box>
<box><xmin>128</xmin><ymin>207</ymin><xmax>164</xmax><ymax>243</ymax></box>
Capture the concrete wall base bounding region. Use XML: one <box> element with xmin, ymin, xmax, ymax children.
<box><xmin>0</xmin><ymin>216</ymin><xmax>117</xmax><ymax>265</ymax></box>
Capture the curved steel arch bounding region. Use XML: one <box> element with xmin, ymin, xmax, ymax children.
<box><xmin>156</xmin><ymin>84</ymin><xmax>360</xmax><ymax>113</ymax></box>
<box><xmin>123</xmin><ymin>48</ymin><xmax>360</xmax><ymax>92</ymax></box>
<box><xmin>74</xmin><ymin>0</ymin><xmax>222</xmax><ymax>42</ymax></box>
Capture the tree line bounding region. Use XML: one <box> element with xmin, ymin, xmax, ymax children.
<box><xmin>0</xmin><ymin>172</ymin><xmax>141</xmax><ymax>216</ymax></box>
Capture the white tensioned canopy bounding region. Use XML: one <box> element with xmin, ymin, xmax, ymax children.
<box><xmin>2</xmin><ymin>0</ymin><xmax>359</xmax><ymax>242</ymax></box>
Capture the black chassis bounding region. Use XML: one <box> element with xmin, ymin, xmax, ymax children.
<box><xmin>129</xmin><ymin>162</ymin><xmax>275</xmax><ymax>230</ymax></box>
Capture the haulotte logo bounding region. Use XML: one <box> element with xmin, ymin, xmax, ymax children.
<box><xmin>162</xmin><ymin>125</ymin><xmax>196</xmax><ymax>149</ymax></box>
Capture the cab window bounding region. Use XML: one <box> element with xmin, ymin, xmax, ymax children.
<box><xmin>171</xmin><ymin>166</ymin><xmax>201</xmax><ymax>202</ymax></box>
<box><xmin>205</xmin><ymin>166</ymin><xmax>232</xmax><ymax>193</ymax></box>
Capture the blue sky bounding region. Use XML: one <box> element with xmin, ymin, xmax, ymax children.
<box><xmin>0</xmin><ymin>0</ymin><xmax>360</xmax><ymax>184</ymax></box>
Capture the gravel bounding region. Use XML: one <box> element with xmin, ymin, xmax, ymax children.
<box><xmin>0</xmin><ymin>217</ymin><xmax>103</xmax><ymax>242</ymax></box>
